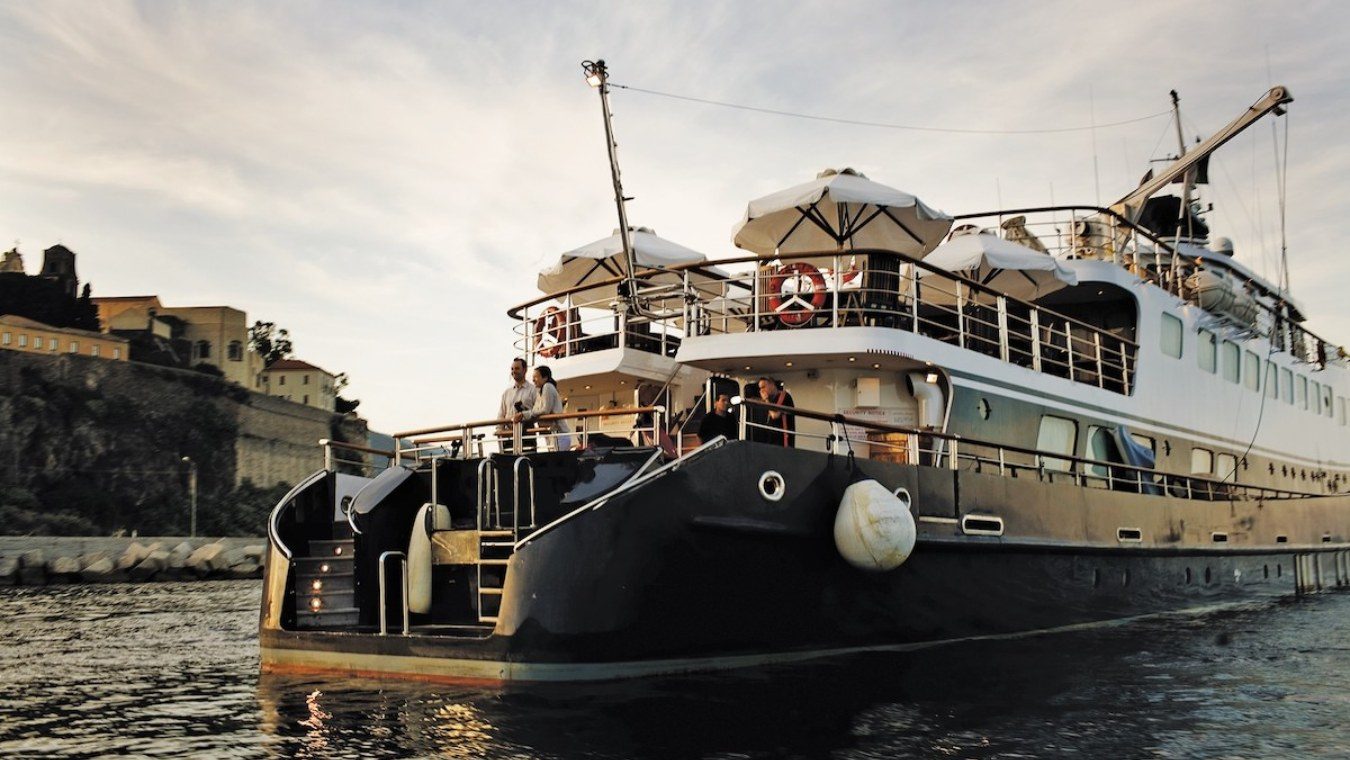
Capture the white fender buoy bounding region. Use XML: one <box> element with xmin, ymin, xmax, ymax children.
<box><xmin>833</xmin><ymin>480</ymin><xmax>916</xmax><ymax>572</ymax></box>
<box><xmin>407</xmin><ymin>502</ymin><xmax>450</xmax><ymax>614</ymax></box>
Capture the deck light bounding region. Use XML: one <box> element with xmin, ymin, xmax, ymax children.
<box><xmin>311</xmin><ymin>580</ymin><xmax>323</xmax><ymax>591</ymax></box>
<box><xmin>320</xmin><ymin>563</ymin><xmax>330</xmax><ymax>573</ymax></box>
<box><xmin>310</xmin><ymin>598</ymin><xmax>323</xmax><ymax>611</ymax></box>
<box><xmin>333</xmin><ymin>546</ymin><xmax>343</xmax><ymax>556</ymax></box>
<box><xmin>731</xmin><ymin>396</ymin><xmax>743</xmax><ymax>405</ymax></box>
<box><xmin>848</xmin><ymin>357</ymin><xmax>856</xmax><ymax>362</ymax></box>
<box><xmin>582</xmin><ymin>60</ymin><xmax>606</xmax><ymax>88</ymax></box>
<box><xmin>785</xmin><ymin>361</ymin><xmax>794</xmax><ymax>367</ymax></box>
<box><xmin>926</xmin><ymin>372</ymin><xmax>939</xmax><ymax>384</ymax></box>
<box><xmin>872</xmin><ymin>363</ymin><xmax>881</xmax><ymax>369</ymax></box>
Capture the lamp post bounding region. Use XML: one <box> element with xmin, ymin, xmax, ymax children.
<box><xmin>181</xmin><ymin>456</ymin><xmax>198</xmax><ymax>538</ymax></box>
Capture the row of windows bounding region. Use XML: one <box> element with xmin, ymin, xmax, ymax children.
<box><xmin>1</xmin><ymin>331</ymin><xmax>121</xmax><ymax>359</ymax></box>
<box><xmin>194</xmin><ymin>340</ymin><xmax>245</xmax><ymax>361</ymax></box>
<box><xmin>1037</xmin><ymin>414</ymin><xmax>1326</xmax><ymax>488</ymax></box>
<box><xmin>1161</xmin><ymin>314</ymin><xmax>1348</xmax><ymax>426</ymax></box>
<box><xmin>265</xmin><ymin>373</ymin><xmax>328</xmax><ymax>391</ymax></box>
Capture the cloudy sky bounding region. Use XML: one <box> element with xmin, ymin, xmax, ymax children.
<box><xmin>2</xmin><ymin>1</ymin><xmax>1347</xmax><ymax>432</ymax></box>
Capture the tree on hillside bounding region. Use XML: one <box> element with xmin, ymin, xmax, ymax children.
<box><xmin>248</xmin><ymin>321</ymin><xmax>293</xmax><ymax>366</ymax></box>
<box><xmin>332</xmin><ymin>372</ymin><xmax>360</xmax><ymax>414</ymax></box>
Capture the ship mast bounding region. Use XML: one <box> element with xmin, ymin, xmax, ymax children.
<box><xmin>581</xmin><ymin>59</ymin><xmax>640</xmax><ymax>306</ymax></box>
<box><xmin>1169</xmin><ymin>90</ymin><xmax>1194</xmax><ymax>240</ymax></box>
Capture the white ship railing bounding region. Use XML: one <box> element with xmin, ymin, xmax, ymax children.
<box><xmin>390</xmin><ymin>405</ymin><xmax>667</xmax><ymax>463</ymax></box>
<box><xmin>735</xmin><ymin>397</ymin><xmax>1317</xmax><ymax>502</ymax></box>
<box><xmin>953</xmin><ymin>205</ymin><xmax>1343</xmax><ymax>371</ymax></box>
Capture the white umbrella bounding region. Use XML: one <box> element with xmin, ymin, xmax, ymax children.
<box><xmin>732</xmin><ymin>168</ymin><xmax>952</xmax><ymax>256</ymax></box>
<box><xmin>919</xmin><ymin>232</ymin><xmax>1078</xmax><ymax>303</ymax></box>
<box><xmin>537</xmin><ymin>227</ymin><xmax>707</xmax><ymax>294</ymax></box>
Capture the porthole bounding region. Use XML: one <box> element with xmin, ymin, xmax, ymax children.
<box><xmin>1264</xmin><ymin>565</ymin><xmax>1270</xmax><ymax>579</ymax></box>
<box><xmin>758</xmin><ymin>471</ymin><xmax>785</xmax><ymax>502</ymax></box>
<box><xmin>1185</xmin><ymin>567</ymin><xmax>1192</xmax><ymax>584</ymax></box>
<box><xmin>1204</xmin><ymin>567</ymin><xmax>1212</xmax><ymax>584</ymax></box>
<box><xmin>977</xmin><ymin>398</ymin><xmax>991</xmax><ymax>420</ymax></box>
<box><xmin>892</xmin><ymin>487</ymin><xmax>912</xmax><ymax>508</ymax></box>
<box><xmin>1092</xmin><ymin>569</ymin><xmax>1101</xmax><ymax>588</ymax></box>
<box><xmin>1277</xmin><ymin>564</ymin><xmax>1283</xmax><ymax>578</ymax></box>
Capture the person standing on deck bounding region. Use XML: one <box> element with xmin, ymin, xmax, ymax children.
<box><xmin>497</xmin><ymin>358</ymin><xmax>538</xmax><ymax>444</ymax></box>
<box><xmin>697</xmin><ymin>392</ymin><xmax>739</xmax><ymax>444</ymax></box>
<box><xmin>758</xmin><ymin>377</ymin><xmax>796</xmax><ymax>447</ymax></box>
<box><xmin>518</xmin><ymin>365</ymin><xmax>572</xmax><ymax>451</ymax></box>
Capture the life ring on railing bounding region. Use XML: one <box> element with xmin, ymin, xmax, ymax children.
<box><xmin>767</xmin><ymin>262</ymin><xmax>828</xmax><ymax>327</ymax></box>
<box><xmin>533</xmin><ymin>307</ymin><xmax>567</xmax><ymax>358</ymax></box>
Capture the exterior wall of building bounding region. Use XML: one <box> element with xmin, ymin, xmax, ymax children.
<box><xmin>0</xmin><ymin>316</ymin><xmax>128</xmax><ymax>360</ymax></box>
<box><xmin>93</xmin><ymin>296</ymin><xmax>163</xmax><ymax>328</ymax></box>
<box><xmin>259</xmin><ymin>367</ymin><xmax>337</xmax><ymax>411</ymax></box>
<box><xmin>156</xmin><ymin>306</ymin><xmax>261</xmax><ymax>389</ymax></box>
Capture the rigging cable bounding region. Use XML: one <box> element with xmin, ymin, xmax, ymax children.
<box><xmin>1232</xmin><ymin>110</ymin><xmax>1292</xmax><ymax>483</ymax></box>
<box><xmin>609</xmin><ymin>83</ymin><xmax>1171</xmax><ymax>135</ymax></box>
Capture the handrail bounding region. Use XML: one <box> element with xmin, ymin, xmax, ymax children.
<box><xmin>378</xmin><ymin>551</ymin><xmax>409</xmax><ymax>636</ymax></box>
<box><xmin>395</xmin><ymin>405</ymin><xmax>664</xmax><ymax>442</ymax></box>
<box><xmin>517</xmin><ymin>435</ymin><xmax>731</xmax><ymax>550</ymax></box>
<box><xmin>266</xmin><ymin>468</ymin><xmax>329</xmax><ymax>562</ymax></box>
<box><xmin>733</xmin><ymin>397</ymin><xmax>1316</xmax><ymax>501</ymax></box>
<box><xmin>318</xmin><ymin>438</ymin><xmax>396</xmax><ymax>458</ymax></box>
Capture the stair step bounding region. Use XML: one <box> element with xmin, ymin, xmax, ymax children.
<box><xmin>480</xmin><ymin>530</ymin><xmax>514</xmax><ymax>537</ymax></box>
<box><xmin>295</xmin><ymin>573</ymin><xmax>356</xmax><ymax>592</ymax></box>
<box><xmin>308</xmin><ymin>539</ymin><xmax>355</xmax><ymax>558</ymax></box>
<box><xmin>479</xmin><ymin>588</ymin><xmax>503</xmax><ymax>595</ymax></box>
<box><xmin>296</xmin><ymin>606</ymin><xmax>360</xmax><ymax>628</ymax></box>
<box><xmin>479</xmin><ymin>615</ymin><xmax>500</xmax><ymax>624</ymax></box>
<box><xmin>479</xmin><ymin>558</ymin><xmax>510</xmax><ymax>565</ymax></box>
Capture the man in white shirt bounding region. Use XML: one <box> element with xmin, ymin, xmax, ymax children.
<box><xmin>498</xmin><ymin>358</ymin><xmax>538</xmax><ymax>441</ymax></box>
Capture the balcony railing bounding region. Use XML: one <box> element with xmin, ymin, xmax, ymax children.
<box><xmin>734</xmin><ymin>397</ymin><xmax>1314</xmax><ymax>502</ymax></box>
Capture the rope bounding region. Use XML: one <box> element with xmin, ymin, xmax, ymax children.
<box><xmin>611</xmin><ymin>83</ymin><xmax>1171</xmax><ymax>135</ymax></box>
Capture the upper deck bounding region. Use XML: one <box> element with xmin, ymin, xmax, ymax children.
<box><xmin>508</xmin><ymin>206</ymin><xmax>1344</xmax><ymax>396</ymax></box>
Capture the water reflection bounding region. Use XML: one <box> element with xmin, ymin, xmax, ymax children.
<box><xmin>255</xmin><ymin>597</ymin><xmax>1350</xmax><ymax>759</ymax></box>
<box><xmin>2</xmin><ymin>582</ymin><xmax>1348</xmax><ymax>758</ymax></box>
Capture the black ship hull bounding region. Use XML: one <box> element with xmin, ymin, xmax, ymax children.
<box><xmin>260</xmin><ymin>442</ymin><xmax>1350</xmax><ymax>683</ymax></box>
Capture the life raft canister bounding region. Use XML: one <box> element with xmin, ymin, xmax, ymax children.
<box><xmin>767</xmin><ymin>262</ymin><xmax>827</xmax><ymax>327</ymax></box>
<box><xmin>532</xmin><ymin>306</ymin><xmax>567</xmax><ymax>358</ymax></box>
<box><xmin>833</xmin><ymin>480</ymin><xmax>916</xmax><ymax>572</ymax></box>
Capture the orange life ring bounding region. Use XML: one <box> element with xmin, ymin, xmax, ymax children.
<box><xmin>533</xmin><ymin>307</ymin><xmax>568</xmax><ymax>357</ymax></box>
<box><xmin>767</xmin><ymin>262</ymin><xmax>827</xmax><ymax>327</ymax></box>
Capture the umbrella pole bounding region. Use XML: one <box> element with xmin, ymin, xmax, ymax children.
<box><xmin>582</xmin><ymin>59</ymin><xmax>639</xmax><ymax>307</ymax></box>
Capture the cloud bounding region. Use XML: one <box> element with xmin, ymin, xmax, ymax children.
<box><xmin>1</xmin><ymin>0</ymin><xmax>1347</xmax><ymax>431</ymax></box>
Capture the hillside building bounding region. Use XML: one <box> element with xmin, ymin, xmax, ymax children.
<box><xmin>259</xmin><ymin>358</ymin><xmax>337</xmax><ymax>411</ymax></box>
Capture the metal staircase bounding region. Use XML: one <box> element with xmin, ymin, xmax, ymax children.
<box><xmin>294</xmin><ymin>524</ymin><xmax>358</xmax><ymax>628</ymax></box>
<box><xmin>474</xmin><ymin>457</ymin><xmax>536</xmax><ymax>624</ymax></box>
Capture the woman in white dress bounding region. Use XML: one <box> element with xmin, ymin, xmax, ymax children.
<box><xmin>524</xmin><ymin>365</ymin><xmax>572</xmax><ymax>451</ymax></box>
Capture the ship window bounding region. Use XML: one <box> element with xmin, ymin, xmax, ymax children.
<box><xmin>1244</xmin><ymin>351</ymin><xmax>1260</xmax><ymax>392</ymax></box>
<box><xmin>1216</xmin><ymin>453</ymin><xmax>1238</xmax><ymax>482</ymax></box>
<box><xmin>1197</xmin><ymin>329</ymin><xmax>1216</xmax><ymax>373</ymax></box>
<box><xmin>1297</xmin><ymin>376</ymin><xmax>1308</xmax><ymax>409</ymax></box>
<box><xmin>1323</xmin><ymin>386</ymin><xmax>1334</xmax><ymax>418</ymax></box>
<box><xmin>1160</xmin><ymin>313</ymin><xmax>1183</xmax><ymax>358</ymax></box>
<box><xmin>1310</xmin><ymin>381</ymin><xmax>1321</xmax><ymax>414</ymax></box>
<box><xmin>1085</xmin><ymin>425</ymin><xmax>1122</xmax><ymax>478</ymax></box>
<box><xmin>1191</xmin><ymin>447</ymin><xmax>1213</xmax><ymax>475</ymax></box>
<box><xmin>1281</xmin><ymin>368</ymin><xmax>1294</xmax><ymax>404</ymax></box>
<box><xmin>1131</xmin><ymin>433</ymin><xmax>1156</xmax><ymax>453</ymax></box>
<box><xmin>1036</xmin><ymin>415</ymin><xmax>1078</xmax><ymax>472</ymax></box>
<box><xmin>1220</xmin><ymin>341</ymin><xmax>1240</xmax><ymax>383</ymax></box>
<box><xmin>1340</xmin><ymin>397</ymin><xmax>1347</xmax><ymax>426</ymax></box>
<box><xmin>1265</xmin><ymin>362</ymin><xmax>1279</xmax><ymax>399</ymax></box>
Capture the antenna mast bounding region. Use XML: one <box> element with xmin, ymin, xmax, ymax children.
<box><xmin>581</xmin><ymin>59</ymin><xmax>639</xmax><ymax>304</ymax></box>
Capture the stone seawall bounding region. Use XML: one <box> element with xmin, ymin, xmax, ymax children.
<box><xmin>0</xmin><ymin>536</ymin><xmax>268</xmax><ymax>585</ymax></box>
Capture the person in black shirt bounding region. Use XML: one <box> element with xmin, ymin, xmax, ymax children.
<box><xmin>697</xmin><ymin>393</ymin><xmax>738</xmax><ymax>443</ymax></box>
<box><xmin>758</xmin><ymin>377</ymin><xmax>796</xmax><ymax>447</ymax></box>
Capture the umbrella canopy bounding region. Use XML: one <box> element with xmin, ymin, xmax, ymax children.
<box><xmin>538</xmin><ymin>227</ymin><xmax>706</xmax><ymax>295</ymax></box>
<box><xmin>919</xmin><ymin>232</ymin><xmax>1078</xmax><ymax>303</ymax></box>
<box><xmin>732</xmin><ymin>168</ymin><xmax>952</xmax><ymax>257</ymax></box>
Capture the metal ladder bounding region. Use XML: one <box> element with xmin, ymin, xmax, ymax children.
<box><xmin>475</xmin><ymin>457</ymin><xmax>535</xmax><ymax>624</ymax></box>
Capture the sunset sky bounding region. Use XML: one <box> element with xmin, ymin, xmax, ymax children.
<box><xmin>2</xmin><ymin>1</ymin><xmax>1347</xmax><ymax>432</ymax></box>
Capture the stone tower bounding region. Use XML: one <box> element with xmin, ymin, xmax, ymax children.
<box><xmin>0</xmin><ymin>247</ymin><xmax>23</xmax><ymax>274</ymax></box>
<box><xmin>40</xmin><ymin>244</ymin><xmax>78</xmax><ymax>297</ymax></box>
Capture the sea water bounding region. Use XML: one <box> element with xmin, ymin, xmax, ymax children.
<box><xmin>2</xmin><ymin>581</ymin><xmax>1348</xmax><ymax>758</ymax></box>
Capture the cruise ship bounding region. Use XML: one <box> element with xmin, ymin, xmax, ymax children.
<box><xmin>259</xmin><ymin>74</ymin><xmax>1349</xmax><ymax>683</ymax></box>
